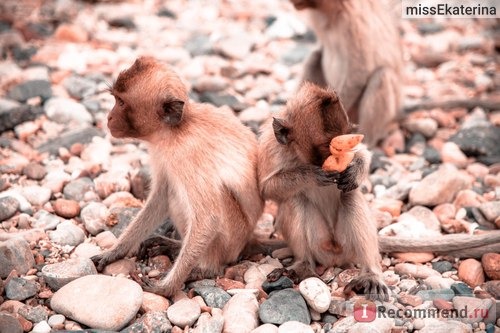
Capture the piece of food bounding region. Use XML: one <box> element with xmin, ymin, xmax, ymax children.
<box><xmin>322</xmin><ymin>134</ymin><xmax>364</xmax><ymax>172</ymax></box>
<box><xmin>329</xmin><ymin>134</ymin><xmax>364</xmax><ymax>155</ymax></box>
<box><xmin>322</xmin><ymin>151</ymin><xmax>355</xmax><ymax>172</ymax></box>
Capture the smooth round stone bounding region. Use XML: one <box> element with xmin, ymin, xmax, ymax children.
<box><xmin>41</xmin><ymin>257</ymin><xmax>97</xmax><ymax>290</ymax></box>
<box><xmin>166</xmin><ymin>298</ymin><xmax>201</xmax><ymax>328</ymax></box>
<box><xmin>50</xmin><ymin>275</ymin><xmax>143</xmax><ymax>331</ymax></box>
<box><xmin>194</xmin><ymin>286</ymin><xmax>231</xmax><ymax>309</ymax></box>
<box><xmin>259</xmin><ymin>289</ymin><xmax>311</xmax><ymax>325</ymax></box>
<box><xmin>298</xmin><ymin>277</ymin><xmax>331</xmax><ymax>313</ymax></box>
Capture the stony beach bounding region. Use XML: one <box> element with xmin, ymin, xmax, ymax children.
<box><xmin>0</xmin><ymin>0</ymin><xmax>499</xmax><ymax>332</ymax></box>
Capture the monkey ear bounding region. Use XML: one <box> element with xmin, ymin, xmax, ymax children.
<box><xmin>162</xmin><ymin>100</ymin><xmax>184</xmax><ymax>126</ymax></box>
<box><xmin>272</xmin><ymin>117</ymin><xmax>291</xmax><ymax>145</ymax></box>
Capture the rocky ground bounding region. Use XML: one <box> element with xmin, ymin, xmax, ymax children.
<box><xmin>0</xmin><ymin>0</ymin><xmax>499</xmax><ymax>332</ymax></box>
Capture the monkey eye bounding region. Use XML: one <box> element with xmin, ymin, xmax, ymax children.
<box><xmin>116</xmin><ymin>96</ymin><xmax>125</xmax><ymax>107</ymax></box>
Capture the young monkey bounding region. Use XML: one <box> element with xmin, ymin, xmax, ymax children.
<box><xmin>290</xmin><ymin>0</ymin><xmax>402</xmax><ymax>147</ymax></box>
<box><xmin>91</xmin><ymin>57</ymin><xmax>263</xmax><ymax>297</ymax></box>
<box><xmin>258</xmin><ymin>82</ymin><xmax>389</xmax><ymax>301</ymax></box>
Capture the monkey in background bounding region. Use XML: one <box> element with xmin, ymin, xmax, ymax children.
<box><xmin>258</xmin><ymin>82</ymin><xmax>389</xmax><ymax>300</ymax></box>
<box><xmin>91</xmin><ymin>57</ymin><xmax>264</xmax><ymax>297</ymax></box>
<box><xmin>290</xmin><ymin>0</ymin><xmax>403</xmax><ymax>147</ymax></box>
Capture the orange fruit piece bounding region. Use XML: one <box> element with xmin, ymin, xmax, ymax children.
<box><xmin>322</xmin><ymin>151</ymin><xmax>355</xmax><ymax>172</ymax></box>
<box><xmin>329</xmin><ymin>134</ymin><xmax>364</xmax><ymax>155</ymax></box>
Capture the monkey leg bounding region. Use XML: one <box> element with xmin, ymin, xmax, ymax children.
<box><xmin>301</xmin><ymin>48</ymin><xmax>328</xmax><ymax>88</ymax></box>
<box><xmin>91</xmin><ymin>187</ymin><xmax>169</xmax><ymax>271</ymax></box>
<box><xmin>144</xmin><ymin>216</ymin><xmax>218</xmax><ymax>297</ymax></box>
<box><xmin>137</xmin><ymin>235</ymin><xmax>182</xmax><ymax>260</ymax></box>
<box><xmin>357</xmin><ymin>66</ymin><xmax>400</xmax><ymax>147</ymax></box>
<box><xmin>335</xmin><ymin>190</ymin><xmax>390</xmax><ymax>301</ymax></box>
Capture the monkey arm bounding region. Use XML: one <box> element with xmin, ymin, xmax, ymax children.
<box><xmin>379</xmin><ymin>231</ymin><xmax>500</xmax><ymax>258</ymax></box>
<box><xmin>91</xmin><ymin>184</ymin><xmax>170</xmax><ymax>271</ymax></box>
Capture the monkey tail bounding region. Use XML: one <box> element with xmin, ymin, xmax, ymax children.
<box><xmin>379</xmin><ymin>230</ymin><xmax>500</xmax><ymax>259</ymax></box>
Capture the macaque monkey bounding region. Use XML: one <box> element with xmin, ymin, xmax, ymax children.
<box><xmin>91</xmin><ymin>57</ymin><xmax>263</xmax><ymax>297</ymax></box>
<box><xmin>258</xmin><ymin>82</ymin><xmax>389</xmax><ymax>300</ymax></box>
<box><xmin>259</xmin><ymin>82</ymin><xmax>500</xmax><ymax>301</ymax></box>
<box><xmin>290</xmin><ymin>0</ymin><xmax>402</xmax><ymax>147</ymax></box>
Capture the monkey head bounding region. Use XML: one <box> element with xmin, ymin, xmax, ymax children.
<box><xmin>272</xmin><ymin>82</ymin><xmax>351</xmax><ymax>166</ymax></box>
<box><xmin>107</xmin><ymin>56</ymin><xmax>189</xmax><ymax>140</ymax></box>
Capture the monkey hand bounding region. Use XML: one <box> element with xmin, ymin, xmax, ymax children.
<box><xmin>142</xmin><ymin>275</ymin><xmax>178</xmax><ymax>298</ymax></box>
<box><xmin>335</xmin><ymin>157</ymin><xmax>364</xmax><ymax>193</ymax></box>
<box><xmin>312</xmin><ymin>166</ymin><xmax>341</xmax><ymax>187</ymax></box>
<box><xmin>91</xmin><ymin>250</ymin><xmax>124</xmax><ymax>272</ymax></box>
<box><xmin>344</xmin><ymin>273</ymin><xmax>390</xmax><ymax>301</ymax></box>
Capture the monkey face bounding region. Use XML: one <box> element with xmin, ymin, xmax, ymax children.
<box><xmin>274</xmin><ymin>82</ymin><xmax>350</xmax><ymax>166</ymax></box>
<box><xmin>290</xmin><ymin>0</ymin><xmax>318</xmax><ymax>10</ymax></box>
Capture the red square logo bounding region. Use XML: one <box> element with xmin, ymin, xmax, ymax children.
<box><xmin>354</xmin><ymin>300</ymin><xmax>377</xmax><ymax>322</ymax></box>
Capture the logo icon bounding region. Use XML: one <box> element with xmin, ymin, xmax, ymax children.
<box><xmin>354</xmin><ymin>300</ymin><xmax>377</xmax><ymax>322</ymax></box>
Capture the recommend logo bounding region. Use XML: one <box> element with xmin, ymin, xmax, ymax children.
<box><xmin>402</xmin><ymin>0</ymin><xmax>499</xmax><ymax>18</ymax></box>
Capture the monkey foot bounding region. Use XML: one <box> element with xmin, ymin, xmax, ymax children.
<box><xmin>141</xmin><ymin>276</ymin><xmax>176</xmax><ymax>298</ymax></box>
<box><xmin>91</xmin><ymin>251</ymin><xmax>121</xmax><ymax>272</ymax></box>
<box><xmin>344</xmin><ymin>273</ymin><xmax>390</xmax><ymax>301</ymax></box>
<box><xmin>266</xmin><ymin>267</ymin><xmax>304</xmax><ymax>284</ymax></box>
<box><xmin>137</xmin><ymin>235</ymin><xmax>181</xmax><ymax>260</ymax></box>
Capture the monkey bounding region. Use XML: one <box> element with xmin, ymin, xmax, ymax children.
<box><xmin>258</xmin><ymin>82</ymin><xmax>390</xmax><ymax>301</ymax></box>
<box><xmin>91</xmin><ymin>56</ymin><xmax>264</xmax><ymax>297</ymax></box>
<box><xmin>257</xmin><ymin>82</ymin><xmax>500</xmax><ymax>301</ymax></box>
<box><xmin>289</xmin><ymin>0</ymin><xmax>403</xmax><ymax>147</ymax></box>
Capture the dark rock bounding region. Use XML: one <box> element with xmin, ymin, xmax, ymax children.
<box><xmin>405</xmin><ymin>133</ymin><xmax>426</xmax><ymax>153</ymax></box>
<box><xmin>450</xmin><ymin>126</ymin><xmax>500</xmax><ymax>160</ymax></box>
<box><xmin>19</xmin><ymin>22</ymin><xmax>53</xmax><ymax>40</ymax></box>
<box><xmin>431</xmin><ymin>261</ymin><xmax>453</xmax><ymax>274</ymax></box>
<box><xmin>451</xmin><ymin>283</ymin><xmax>473</xmax><ymax>296</ymax></box>
<box><xmin>108</xmin><ymin>17</ymin><xmax>136</xmax><ymax>30</ymax></box>
<box><xmin>199</xmin><ymin>92</ymin><xmax>246</xmax><ymax>111</ymax></box>
<box><xmin>109</xmin><ymin>207</ymin><xmax>141</xmax><ymax>237</ymax></box>
<box><xmin>416</xmin><ymin>288</ymin><xmax>455</xmax><ymax>301</ymax></box>
<box><xmin>259</xmin><ymin>289</ymin><xmax>311</xmax><ymax>325</ymax></box>
<box><xmin>0</xmin><ymin>20</ymin><xmax>11</xmax><ymax>33</ymax></box>
<box><xmin>37</xmin><ymin>127</ymin><xmax>104</xmax><ymax>155</ymax></box>
<box><xmin>194</xmin><ymin>286</ymin><xmax>231</xmax><ymax>308</ymax></box>
<box><xmin>7</xmin><ymin>80</ymin><xmax>52</xmax><ymax>103</ymax></box>
<box><xmin>23</xmin><ymin>162</ymin><xmax>47</xmax><ymax>181</ymax></box>
<box><xmin>11</xmin><ymin>45</ymin><xmax>37</xmax><ymax>63</ymax></box>
<box><xmin>185</xmin><ymin>34</ymin><xmax>213</xmax><ymax>56</ymax></box>
<box><xmin>131</xmin><ymin>167</ymin><xmax>151</xmax><ymax>200</ymax></box>
<box><xmin>483</xmin><ymin>281</ymin><xmax>500</xmax><ymax>299</ymax></box>
<box><xmin>417</xmin><ymin>22</ymin><xmax>445</xmax><ymax>34</ymax></box>
<box><xmin>423</xmin><ymin>146</ymin><xmax>441</xmax><ymax>164</ymax></box>
<box><xmin>121</xmin><ymin>311</ymin><xmax>172</xmax><ymax>333</ymax></box>
<box><xmin>281</xmin><ymin>44</ymin><xmax>311</xmax><ymax>65</ymax></box>
<box><xmin>0</xmin><ymin>196</ymin><xmax>19</xmax><ymax>222</ymax></box>
<box><xmin>157</xmin><ymin>7</ymin><xmax>177</xmax><ymax>18</ymax></box>
<box><xmin>63</xmin><ymin>76</ymin><xmax>98</xmax><ymax>100</ymax></box>
<box><xmin>63</xmin><ymin>177</ymin><xmax>95</xmax><ymax>202</ymax></box>
<box><xmin>5</xmin><ymin>277</ymin><xmax>38</xmax><ymax>301</ymax></box>
<box><xmin>18</xmin><ymin>305</ymin><xmax>48</xmax><ymax>323</ymax></box>
<box><xmin>262</xmin><ymin>276</ymin><xmax>294</xmax><ymax>294</ymax></box>
<box><xmin>0</xmin><ymin>105</ymin><xmax>44</xmax><ymax>133</ymax></box>
<box><xmin>0</xmin><ymin>313</ymin><xmax>23</xmax><ymax>333</ymax></box>
<box><xmin>369</xmin><ymin>149</ymin><xmax>390</xmax><ymax>173</ymax></box>
<box><xmin>0</xmin><ymin>238</ymin><xmax>35</xmax><ymax>278</ymax></box>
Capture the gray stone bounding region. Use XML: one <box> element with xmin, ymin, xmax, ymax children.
<box><xmin>41</xmin><ymin>257</ymin><xmax>97</xmax><ymax>290</ymax></box>
<box><xmin>262</xmin><ymin>276</ymin><xmax>294</xmax><ymax>294</ymax></box>
<box><xmin>451</xmin><ymin>283</ymin><xmax>473</xmax><ymax>296</ymax></box>
<box><xmin>0</xmin><ymin>238</ymin><xmax>35</xmax><ymax>278</ymax></box>
<box><xmin>193</xmin><ymin>310</ymin><xmax>224</xmax><ymax>333</ymax></box>
<box><xmin>450</xmin><ymin>126</ymin><xmax>500</xmax><ymax>162</ymax></box>
<box><xmin>63</xmin><ymin>75</ymin><xmax>98</xmax><ymax>99</ymax></box>
<box><xmin>62</xmin><ymin>177</ymin><xmax>95</xmax><ymax>202</ymax></box>
<box><xmin>32</xmin><ymin>210</ymin><xmax>61</xmax><ymax>230</ymax></box>
<box><xmin>80</xmin><ymin>202</ymin><xmax>108</xmax><ymax>235</ymax></box>
<box><xmin>194</xmin><ymin>286</ymin><xmax>231</xmax><ymax>309</ymax></box>
<box><xmin>259</xmin><ymin>289</ymin><xmax>311</xmax><ymax>325</ymax></box>
<box><xmin>7</xmin><ymin>80</ymin><xmax>52</xmax><ymax>102</ymax></box>
<box><xmin>198</xmin><ymin>92</ymin><xmax>246</xmax><ymax>111</ymax></box>
<box><xmin>0</xmin><ymin>105</ymin><xmax>44</xmax><ymax>133</ymax></box>
<box><xmin>19</xmin><ymin>305</ymin><xmax>49</xmax><ymax>323</ymax></box>
<box><xmin>51</xmin><ymin>275</ymin><xmax>143</xmax><ymax>331</ymax></box>
<box><xmin>416</xmin><ymin>288</ymin><xmax>455</xmax><ymax>301</ymax></box>
<box><xmin>38</xmin><ymin>127</ymin><xmax>103</xmax><ymax>155</ymax></box>
<box><xmin>0</xmin><ymin>196</ymin><xmax>19</xmax><ymax>222</ymax></box>
<box><xmin>23</xmin><ymin>162</ymin><xmax>47</xmax><ymax>180</ymax></box>
<box><xmin>48</xmin><ymin>220</ymin><xmax>85</xmax><ymax>246</ymax></box>
<box><xmin>431</xmin><ymin>261</ymin><xmax>453</xmax><ymax>273</ymax></box>
<box><xmin>121</xmin><ymin>311</ymin><xmax>172</xmax><ymax>333</ymax></box>
<box><xmin>0</xmin><ymin>312</ymin><xmax>23</xmax><ymax>333</ymax></box>
<box><xmin>44</xmin><ymin>97</ymin><xmax>93</xmax><ymax>124</ymax></box>
<box><xmin>5</xmin><ymin>277</ymin><xmax>38</xmax><ymax>301</ymax></box>
<box><xmin>109</xmin><ymin>207</ymin><xmax>141</xmax><ymax>237</ymax></box>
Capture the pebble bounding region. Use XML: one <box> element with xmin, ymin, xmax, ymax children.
<box><xmin>52</xmin><ymin>199</ymin><xmax>81</xmax><ymax>218</ymax></box>
<box><xmin>259</xmin><ymin>289</ymin><xmax>311</xmax><ymax>325</ymax></box>
<box><xmin>95</xmin><ymin>230</ymin><xmax>118</xmax><ymax>249</ymax></box>
<box><xmin>481</xmin><ymin>253</ymin><xmax>500</xmax><ymax>280</ymax></box>
<box><xmin>22</xmin><ymin>162</ymin><xmax>47</xmax><ymax>180</ymax></box>
<box><xmin>451</xmin><ymin>282</ymin><xmax>474</xmax><ymax>296</ymax></box>
<box><xmin>192</xmin><ymin>310</ymin><xmax>224</xmax><ymax>333</ymax></box>
<box><xmin>102</xmin><ymin>258</ymin><xmax>136</xmax><ymax>276</ymax></box>
<box><xmin>44</xmin><ymin>97</ymin><xmax>93</xmax><ymax>124</ymax></box>
<box><xmin>452</xmin><ymin>296</ymin><xmax>494</xmax><ymax>324</ymax></box>
<box><xmin>298</xmin><ymin>277</ymin><xmax>331</xmax><ymax>313</ymax></box>
<box><xmin>348</xmin><ymin>318</ymin><xmax>395</xmax><ymax>333</ymax></box>
<box><xmin>63</xmin><ymin>75</ymin><xmax>97</xmax><ymax>99</ymax></box>
<box><xmin>167</xmin><ymin>298</ymin><xmax>201</xmax><ymax>328</ymax></box>
<box><xmin>5</xmin><ymin>277</ymin><xmax>38</xmax><ymax>301</ymax></box>
<box><xmin>32</xmin><ymin>210</ymin><xmax>61</xmax><ymax>230</ymax></box>
<box><xmin>404</xmin><ymin>117</ymin><xmax>438</xmax><ymax>138</ymax></box>
<box><xmin>62</xmin><ymin>177</ymin><xmax>95</xmax><ymax>201</ymax></box>
<box><xmin>394</xmin><ymin>263</ymin><xmax>440</xmax><ymax>279</ymax></box>
<box><xmin>223</xmin><ymin>292</ymin><xmax>259</xmax><ymax>333</ymax></box>
<box><xmin>7</xmin><ymin>80</ymin><xmax>52</xmax><ymax>102</ymax></box>
<box><xmin>251</xmin><ymin>323</ymin><xmax>279</xmax><ymax>333</ymax></box>
<box><xmin>31</xmin><ymin>320</ymin><xmax>51</xmax><ymax>333</ymax></box>
<box><xmin>416</xmin><ymin>288</ymin><xmax>455</xmax><ymax>301</ymax></box>
<box><xmin>51</xmin><ymin>275</ymin><xmax>143</xmax><ymax>331</ymax></box>
<box><xmin>94</xmin><ymin>171</ymin><xmax>131</xmax><ymax>199</ymax></box>
<box><xmin>458</xmin><ymin>258</ymin><xmax>485</xmax><ymax>288</ymax></box>
<box><xmin>262</xmin><ymin>276</ymin><xmax>294</xmax><ymax>294</ymax></box>
<box><xmin>244</xmin><ymin>264</ymin><xmax>280</xmax><ymax>289</ymax></box>
<box><xmin>18</xmin><ymin>305</ymin><xmax>48</xmax><ymax>323</ymax></box>
<box><xmin>441</xmin><ymin>142</ymin><xmax>468</xmax><ymax>168</ymax></box>
<box><xmin>47</xmin><ymin>314</ymin><xmax>65</xmax><ymax>328</ymax></box>
<box><xmin>80</xmin><ymin>202</ymin><xmax>108</xmax><ymax>235</ymax></box>
<box><xmin>0</xmin><ymin>238</ymin><xmax>35</xmax><ymax>278</ymax></box>
<box><xmin>409</xmin><ymin>164</ymin><xmax>470</xmax><ymax>206</ymax></box>
<box><xmin>478</xmin><ymin>201</ymin><xmax>500</xmax><ymax>222</ymax></box>
<box><xmin>418</xmin><ymin>318</ymin><xmax>472</xmax><ymax>333</ymax></box>
<box><xmin>393</xmin><ymin>252</ymin><xmax>435</xmax><ymax>263</ymax></box>
<box><xmin>41</xmin><ymin>257</ymin><xmax>97</xmax><ymax>290</ymax></box>
<box><xmin>141</xmin><ymin>292</ymin><xmax>170</xmax><ymax>313</ymax></box>
<box><xmin>431</xmin><ymin>260</ymin><xmax>453</xmax><ymax>273</ymax></box>
<box><xmin>20</xmin><ymin>186</ymin><xmax>51</xmax><ymax>206</ymax></box>
<box><xmin>407</xmin><ymin>205</ymin><xmax>441</xmax><ymax>232</ymax></box>
<box><xmin>278</xmin><ymin>321</ymin><xmax>314</xmax><ymax>333</ymax></box>
<box><xmin>194</xmin><ymin>286</ymin><xmax>231</xmax><ymax>309</ymax></box>
<box><xmin>48</xmin><ymin>220</ymin><xmax>85</xmax><ymax>246</ymax></box>
<box><xmin>123</xmin><ymin>311</ymin><xmax>172</xmax><ymax>333</ymax></box>
<box><xmin>0</xmin><ymin>196</ymin><xmax>20</xmax><ymax>222</ymax></box>
<box><xmin>423</xmin><ymin>276</ymin><xmax>454</xmax><ymax>289</ymax></box>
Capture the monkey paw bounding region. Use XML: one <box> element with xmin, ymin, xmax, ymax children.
<box><xmin>91</xmin><ymin>251</ymin><xmax>120</xmax><ymax>272</ymax></box>
<box><xmin>336</xmin><ymin>162</ymin><xmax>362</xmax><ymax>193</ymax></box>
<box><xmin>142</xmin><ymin>277</ymin><xmax>177</xmax><ymax>298</ymax></box>
<box><xmin>344</xmin><ymin>273</ymin><xmax>390</xmax><ymax>301</ymax></box>
<box><xmin>312</xmin><ymin>166</ymin><xmax>341</xmax><ymax>187</ymax></box>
